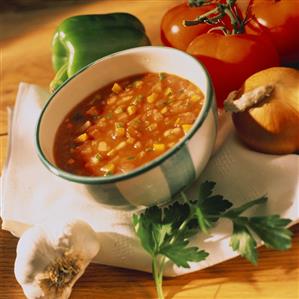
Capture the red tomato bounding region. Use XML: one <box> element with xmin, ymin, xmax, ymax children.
<box><xmin>250</xmin><ymin>0</ymin><xmax>299</xmax><ymax>64</ymax></box>
<box><xmin>186</xmin><ymin>33</ymin><xmax>280</xmax><ymax>107</ymax></box>
<box><xmin>160</xmin><ymin>3</ymin><xmax>214</xmax><ymax>50</ymax></box>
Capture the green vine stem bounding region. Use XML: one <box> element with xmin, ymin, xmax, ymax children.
<box><xmin>184</xmin><ymin>0</ymin><xmax>250</xmax><ymax>35</ymax></box>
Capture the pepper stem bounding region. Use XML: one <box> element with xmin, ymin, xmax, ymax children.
<box><xmin>49</xmin><ymin>62</ymin><xmax>68</xmax><ymax>93</ymax></box>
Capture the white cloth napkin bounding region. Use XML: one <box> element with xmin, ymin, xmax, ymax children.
<box><xmin>1</xmin><ymin>83</ymin><xmax>298</xmax><ymax>277</ymax></box>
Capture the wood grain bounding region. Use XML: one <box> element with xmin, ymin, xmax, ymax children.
<box><xmin>0</xmin><ymin>135</ymin><xmax>8</xmax><ymax>173</ymax></box>
<box><xmin>0</xmin><ymin>0</ymin><xmax>181</xmax><ymax>134</ymax></box>
<box><xmin>0</xmin><ymin>1</ymin><xmax>299</xmax><ymax>298</ymax></box>
<box><xmin>1</xmin><ymin>225</ymin><xmax>299</xmax><ymax>299</ymax></box>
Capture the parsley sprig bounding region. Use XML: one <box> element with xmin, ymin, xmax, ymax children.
<box><xmin>133</xmin><ymin>181</ymin><xmax>292</xmax><ymax>299</ymax></box>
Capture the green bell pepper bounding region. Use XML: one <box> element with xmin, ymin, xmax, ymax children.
<box><xmin>50</xmin><ymin>13</ymin><xmax>151</xmax><ymax>91</ymax></box>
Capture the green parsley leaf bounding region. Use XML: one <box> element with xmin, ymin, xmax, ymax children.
<box><xmin>195</xmin><ymin>206</ymin><xmax>212</xmax><ymax>234</ymax></box>
<box><xmin>127</xmin><ymin>156</ymin><xmax>135</xmax><ymax>160</ymax></box>
<box><xmin>195</xmin><ymin>190</ymin><xmax>233</xmax><ymax>233</ymax></box>
<box><xmin>199</xmin><ymin>195</ymin><xmax>233</xmax><ymax>217</ymax></box>
<box><xmin>249</xmin><ymin>215</ymin><xmax>292</xmax><ymax>250</ymax></box>
<box><xmin>115</xmin><ymin>122</ymin><xmax>124</xmax><ymax>128</ymax></box>
<box><xmin>132</xmin><ymin>212</ymin><xmax>156</xmax><ymax>256</ymax></box>
<box><xmin>163</xmin><ymin>202</ymin><xmax>191</xmax><ymax>229</ymax></box>
<box><xmin>143</xmin><ymin>205</ymin><xmax>163</xmax><ymax>224</ymax></box>
<box><xmin>95</xmin><ymin>153</ymin><xmax>102</xmax><ymax>161</ymax></box>
<box><xmin>224</xmin><ymin>196</ymin><xmax>267</xmax><ymax>218</ymax></box>
<box><xmin>132</xmin><ymin>206</ymin><xmax>173</xmax><ymax>255</ymax></box>
<box><xmin>159</xmin><ymin>72</ymin><xmax>167</xmax><ymax>80</ymax></box>
<box><xmin>153</xmin><ymin>223</ymin><xmax>173</xmax><ymax>251</ymax></box>
<box><xmin>197</xmin><ymin>181</ymin><xmax>216</xmax><ymax>201</ymax></box>
<box><xmin>222</xmin><ymin>195</ymin><xmax>292</xmax><ymax>263</ymax></box>
<box><xmin>133</xmin><ymin>182</ymin><xmax>293</xmax><ymax>299</ymax></box>
<box><xmin>105</xmin><ymin>112</ymin><xmax>112</xmax><ymax>119</ymax></box>
<box><xmin>160</xmin><ymin>239</ymin><xmax>209</xmax><ymax>268</ymax></box>
<box><xmin>230</xmin><ymin>220</ymin><xmax>258</xmax><ymax>264</ymax></box>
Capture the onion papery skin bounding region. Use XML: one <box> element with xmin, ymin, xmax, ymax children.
<box><xmin>231</xmin><ymin>67</ymin><xmax>299</xmax><ymax>155</ymax></box>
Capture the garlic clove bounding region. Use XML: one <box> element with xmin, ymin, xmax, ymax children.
<box><xmin>14</xmin><ymin>220</ymin><xmax>100</xmax><ymax>299</ymax></box>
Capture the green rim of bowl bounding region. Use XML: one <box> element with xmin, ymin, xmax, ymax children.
<box><xmin>35</xmin><ymin>46</ymin><xmax>215</xmax><ymax>185</ymax></box>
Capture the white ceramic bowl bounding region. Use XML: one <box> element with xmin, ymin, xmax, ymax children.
<box><xmin>36</xmin><ymin>46</ymin><xmax>217</xmax><ymax>208</ymax></box>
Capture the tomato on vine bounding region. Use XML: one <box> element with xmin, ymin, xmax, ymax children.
<box><xmin>249</xmin><ymin>0</ymin><xmax>299</xmax><ymax>65</ymax></box>
<box><xmin>160</xmin><ymin>0</ymin><xmax>280</xmax><ymax>107</ymax></box>
<box><xmin>160</xmin><ymin>2</ymin><xmax>215</xmax><ymax>50</ymax></box>
<box><xmin>187</xmin><ymin>33</ymin><xmax>279</xmax><ymax>107</ymax></box>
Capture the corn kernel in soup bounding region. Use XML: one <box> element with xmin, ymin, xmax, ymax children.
<box><xmin>54</xmin><ymin>72</ymin><xmax>204</xmax><ymax>176</ymax></box>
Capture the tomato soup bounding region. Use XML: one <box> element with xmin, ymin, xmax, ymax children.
<box><xmin>54</xmin><ymin>72</ymin><xmax>204</xmax><ymax>176</ymax></box>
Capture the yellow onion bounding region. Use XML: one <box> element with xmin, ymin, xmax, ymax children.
<box><xmin>224</xmin><ymin>67</ymin><xmax>299</xmax><ymax>154</ymax></box>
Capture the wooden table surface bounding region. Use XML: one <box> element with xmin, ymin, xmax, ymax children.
<box><xmin>0</xmin><ymin>1</ymin><xmax>298</xmax><ymax>298</ymax></box>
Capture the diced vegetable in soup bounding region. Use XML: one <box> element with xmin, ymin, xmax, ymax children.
<box><xmin>54</xmin><ymin>72</ymin><xmax>204</xmax><ymax>176</ymax></box>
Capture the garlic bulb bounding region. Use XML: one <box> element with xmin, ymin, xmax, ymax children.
<box><xmin>14</xmin><ymin>220</ymin><xmax>100</xmax><ymax>299</ymax></box>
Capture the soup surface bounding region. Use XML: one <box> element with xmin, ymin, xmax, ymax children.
<box><xmin>54</xmin><ymin>72</ymin><xmax>204</xmax><ymax>176</ymax></box>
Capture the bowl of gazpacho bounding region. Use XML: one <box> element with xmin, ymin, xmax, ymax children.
<box><xmin>36</xmin><ymin>46</ymin><xmax>217</xmax><ymax>207</ymax></box>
